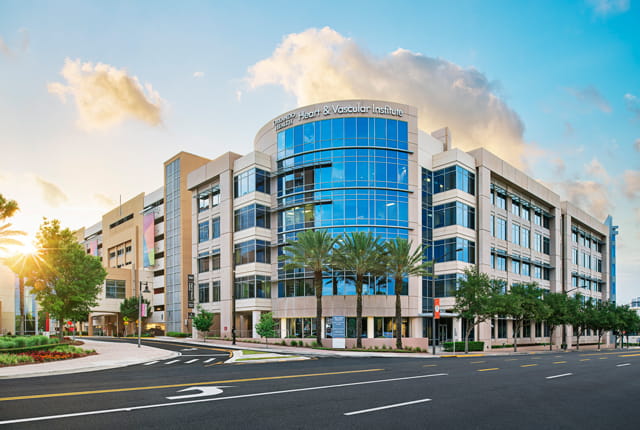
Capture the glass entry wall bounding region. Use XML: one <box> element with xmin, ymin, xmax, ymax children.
<box><xmin>276</xmin><ymin>117</ymin><xmax>411</xmax><ymax>297</ymax></box>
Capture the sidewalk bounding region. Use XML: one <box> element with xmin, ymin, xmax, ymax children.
<box><xmin>0</xmin><ymin>339</ymin><xmax>178</xmax><ymax>379</ymax></box>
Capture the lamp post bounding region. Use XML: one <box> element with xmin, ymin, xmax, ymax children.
<box><xmin>431</xmin><ymin>247</ymin><xmax>463</xmax><ymax>355</ymax></box>
<box><xmin>138</xmin><ymin>281</ymin><xmax>151</xmax><ymax>348</ymax></box>
<box><xmin>561</xmin><ymin>286</ymin><xmax>580</xmax><ymax>350</ymax></box>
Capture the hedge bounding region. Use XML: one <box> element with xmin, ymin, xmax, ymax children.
<box><xmin>167</xmin><ymin>331</ymin><xmax>189</xmax><ymax>338</ymax></box>
<box><xmin>0</xmin><ymin>336</ymin><xmax>61</xmax><ymax>354</ymax></box>
<box><xmin>442</xmin><ymin>341</ymin><xmax>484</xmax><ymax>352</ymax></box>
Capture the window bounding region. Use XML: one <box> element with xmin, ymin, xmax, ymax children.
<box><xmin>212</xmin><ymin>217</ymin><xmax>220</xmax><ymax>239</ymax></box>
<box><xmin>543</xmin><ymin>267</ymin><xmax>550</xmax><ymax>280</ymax></box>
<box><xmin>235</xmin><ymin>204</ymin><xmax>271</xmax><ymax>231</ymax></box>
<box><xmin>433</xmin><ymin>237</ymin><xmax>475</xmax><ymax>264</ymax></box>
<box><xmin>543</xmin><ymin>236</ymin><xmax>550</xmax><ymax>255</ymax></box>
<box><xmin>433</xmin><ymin>166</ymin><xmax>475</xmax><ymax>195</ymax></box>
<box><xmin>432</xmin><ymin>273</ymin><xmax>464</xmax><ymax>297</ymax></box>
<box><xmin>287</xmin><ymin>317</ymin><xmax>316</xmax><ymax>338</ymax></box>
<box><xmin>374</xmin><ymin>317</ymin><xmax>409</xmax><ymax>338</ymax></box>
<box><xmin>198</xmin><ymin>257</ymin><xmax>209</xmax><ymax>273</ymax></box>
<box><xmin>211</xmin><ymin>280</ymin><xmax>220</xmax><ymax>302</ymax></box>
<box><xmin>496</xmin><ymin>217</ymin><xmax>507</xmax><ymax>240</ymax></box>
<box><xmin>198</xmin><ymin>221</ymin><xmax>209</xmax><ymax>243</ymax></box>
<box><xmin>433</xmin><ymin>201</ymin><xmax>475</xmax><ymax>229</ymax></box>
<box><xmin>522</xmin><ymin>263</ymin><xmax>530</xmax><ymax>277</ymax></box>
<box><xmin>534</xmin><ymin>233</ymin><xmax>543</xmax><ymax>252</ymax></box>
<box><xmin>596</xmin><ymin>258</ymin><xmax>602</xmax><ymax>273</ymax></box>
<box><xmin>521</xmin><ymin>207</ymin><xmax>530</xmax><ymax>221</ymax></box>
<box><xmin>495</xmin><ymin>192</ymin><xmax>506</xmax><ymax>209</ymax></box>
<box><xmin>512</xmin><ymin>260</ymin><xmax>520</xmax><ymax>274</ymax></box>
<box><xmin>235</xmin><ymin>275</ymin><xmax>271</xmax><ymax>299</ymax></box>
<box><xmin>572</xmin><ymin>231</ymin><xmax>578</xmax><ymax>242</ymax></box>
<box><xmin>105</xmin><ymin>279</ymin><xmax>126</xmax><ymax>299</ymax></box>
<box><xmin>533</xmin><ymin>266</ymin><xmax>542</xmax><ymax>279</ymax></box>
<box><xmin>496</xmin><ymin>255</ymin><xmax>507</xmax><ymax>271</ymax></box>
<box><xmin>512</xmin><ymin>223</ymin><xmax>520</xmax><ymax>245</ymax></box>
<box><xmin>198</xmin><ymin>194</ymin><xmax>210</xmax><ymax>212</ymax></box>
<box><xmin>543</xmin><ymin>215</ymin><xmax>550</xmax><ymax>229</ymax></box>
<box><xmin>490</xmin><ymin>215</ymin><xmax>495</xmax><ymax>237</ymax></box>
<box><xmin>521</xmin><ymin>228</ymin><xmax>530</xmax><ymax>248</ymax></box>
<box><xmin>534</xmin><ymin>211</ymin><xmax>542</xmax><ymax>226</ymax></box>
<box><xmin>211</xmin><ymin>252</ymin><xmax>221</xmax><ymax>270</ymax></box>
<box><xmin>498</xmin><ymin>318</ymin><xmax>508</xmax><ymax>338</ymax></box>
<box><xmin>234</xmin><ymin>168</ymin><xmax>270</xmax><ymax>198</ymax></box>
<box><xmin>198</xmin><ymin>283</ymin><xmax>209</xmax><ymax>303</ymax></box>
<box><xmin>234</xmin><ymin>240</ymin><xmax>271</xmax><ymax>265</ymax></box>
<box><xmin>572</xmin><ymin>248</ymin><xmax>579</xmax><ymax>265</ymax></box>
<box><xmin>511</xmin><ymin>202</ymin><xmax>520</xmax><ymax>217</ymax></box>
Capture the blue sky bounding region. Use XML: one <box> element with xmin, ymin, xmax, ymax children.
<box><xmin>1</xmin><ymin>0</ymin><xmax>638</xmax><ymax>302</ymax></box>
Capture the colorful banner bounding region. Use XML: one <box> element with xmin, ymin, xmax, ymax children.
<box><xmin>434</xmin><ymin>298</ymin><xmax>441</xmax><ymax>320</ymax></box>
<box><xmin>87</xmin><ymin>240</ymin><xmax>98</xmax><ymax>256</ymax></box>
<box><xmin>143</xmin><ymin>213</ymin><xmax>155</xmax><ymax>267</ymax></box>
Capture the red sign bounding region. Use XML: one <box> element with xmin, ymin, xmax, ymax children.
<box><xmin>434</xmin><ymin>298</ymin><xmax>441</xmax><ymax>320</ymax></box>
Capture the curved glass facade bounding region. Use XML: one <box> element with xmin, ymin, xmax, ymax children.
<box><xmin>276</xmin><ymin>117</ymin><xmax>411</xmax><ymax>295</ymax></box>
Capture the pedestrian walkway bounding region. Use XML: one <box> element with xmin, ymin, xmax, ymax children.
<box><xmin>0</xmin><ymin>339</ymin><xmax>178</xmax><ymax>379</ymax></box>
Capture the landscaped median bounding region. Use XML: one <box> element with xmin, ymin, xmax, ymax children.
<box><xmin>0</xmin><ymin>336</ymin><xmax>96</xmax><ymax>367</ymax></box>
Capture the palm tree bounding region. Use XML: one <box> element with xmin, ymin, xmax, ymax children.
<box><xmin>0</xmin><ymin>223</ymin><xmax>25</xmax><ymax>253</ymax></box>
<box><xmin>280</xmin><ymin>229</ymin><xmax>340</xmax><ymax>345</ymax></box>
<box><xmin>332</xmin><ymin>232</ymin><xmax>383</xmax><ymax>348</ymax></box>
<box><xmin>384</xmin><ymin>237</ymin><xmax>432</xmax><ymax>349</ymax></box>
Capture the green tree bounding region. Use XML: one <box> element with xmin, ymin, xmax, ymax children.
<box><xmin>496</xmin><ymin>282</ymin><xmax>544</xmax><ymax>352</ymax></box>
<box><xmin>567</xmin><ymin>294</ymin><xmax>591</xmax><ymax>350</ymax></box>
<box><xmin>120</xmin><ymin>296</ymin><xmax>152</xmax><ymax>336</ymax></box>
<box><xmin>333</xmin><ymin>232</ymin><xmax>383</xmax><ymax>348</ymax></box>
<box><xmin>588</xmin><ymin>301</ymin><xmax>616</xmax><ymax>351</ymax></box>
<box><xmin>538</xmin><ymin>292</ymin><xmax>571</xmax><ymax>351</ymax></box>
<box><xmin>30</xmin><ymin>219</ymin><xmax>107</xmax><ymax>340</ymax></box>
<box><xmin>255</xmin><ymin>312</ymin><xmax>278</xmax><ymax>347</ymax></box>
<box><xmin>0</xmin><ymin>194</ymin><xmax>19</xmax><ymax>220</ymax></box>
<box><xmin>280</xmin><ymin>229</ymin><xmax>340</xmax><ymax>345</ymax></box>
<box><xmin>0</xmin><ymin>194</ymin><xmax>25</xmax><ymax>253</ymax></box>
<box><xmin>452</xmin><ymin>266</ymin><xmax>498</xmax><ymax>354</ymax></box>
<box><xmin>192</xmin><ymin>306</ymin><xmax>214</xmax><ymax>342</ymax></box>
<box><xmin>384</xmin><ymin>238</ymin><xmax>432</xmax><ymax>349</ymax></box>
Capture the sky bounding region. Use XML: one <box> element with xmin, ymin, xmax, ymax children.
<box><xmin>0</xmin><ymin>0</ymin><xmax>638</xmax><ymax>303</ymax></box>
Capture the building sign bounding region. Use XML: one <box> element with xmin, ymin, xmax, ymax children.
<box><xmin>187</xmin><ymin>274</ymin><xmax>195</xmax><ymax>309</ymax></box>
<box><xmin>434</xmin><ymin>298</ymin><xmax>441</xmax><ymax>320</ymax></box>
<box><xmin>142</xmin><ymin>213</ymin><xmax>155</xmax><ymax>267</ymax></box>
<box><xmin>331</xmin><ymin>316</ymin><xmax>346</xmax><ymax>349</ymax></box>
<box><xmin>273</xmin><ymin>102</ymin><xmax>404</xmax><ymax>131</ymax></box>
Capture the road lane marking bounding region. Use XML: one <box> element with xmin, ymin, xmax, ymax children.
<box><xmin>618</xmin><ymin>353</ymin><xmax>640</xmax><ymax>357</ymax></box>
<box><xmin>477</xmin><ymin>368</ymin><xmax>499</xmax><ymax>372</ymax></box>
<box><xmin>136</xmin><ymin>339</ymin><xmax>232</xmax><ymax>354</ymax></box>
<box><xmin>204</xmin><ymin>358</ymin><xmax>216</xmax><ymax>363</ymax></box>
<box><xmin>143</xmin><ymin>361</ymin><xmax>159</xmax><ymax>366</ymax></box>
<box><xmin>470</xmin><ymin>361</ymin><xmax>486</xmax><ymax>364</ymax></box>
<box><xmin>579</xmin><ymin>359</ymin><xmax>590</xmax><ymax>362</ymax></box>
<box><xmin>553</xmin><ymin>361</ymin><xmax>567</xmax><ymax>364</ymax></box>
<box><xmin>165</xmin><ymin>360</ymin><xmax>180</xmax><ymax>365</ymax></box>
<box><xmin>505</xmin><ymin>359</ymin><xmax>518</xmax><ymax>361</ymax></box>
<box><xmin>546</xmin><ymin>373</ymin><xmax>572</xmax><ymax>379</ymax></box>
<box><xmin>179</xmin><ymin>354</ymin><xmax>230</xmax><ymax>357</ymax></box>
<box><xmin>599</xmin><ymin>357</ymin><xmax>608</xmax><ymax>360</ymax></box>
<box><xmin>0</xmin><ymin>373</ymin><xmax>447</xmax><ymax>425</ymax></box>
<box><xmin>344</xmin><ymin>398</ymin><xmax>432</xmax><ymax>416</ymax></box>
<box><xmin>422</xmin><ymin>364</ymin><xmax>437</xmax><ymax>367</ymax></box>
<box><xmin>0</xmin><ymin>369</ymin><xmax>384</xmax><ymax>402</ymax></box>
<box><xmin>617</xmin><ymin>363</ymin><xmax>631</xmax><ymax>367</ymax></box>
<box><xmin>520</xmin><ymin>364</ymin><xmax>538</xmax><ymax>368</ymax></box>
<box><xmin>185</xmin><ymin>359</ymin><xmax>199</xmax><ymax>364</ymax></box>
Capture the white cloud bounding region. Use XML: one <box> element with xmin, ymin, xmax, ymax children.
<box><xmin>623</xmin><ymin>170</ymin><xmax>640</xmax><ymax>199</ymax></box>
<box><xmin>48</xmin><ymin>58</ymin><xmax>163</xmax><ymax>130</ymax></box>
<box><xmin>587</xmin><ymin>0</ymin><xmax>630</xmax><ymax>15</ymax></box>
<box><xmin>585</xmin><ymin>158</ymin><xmax>611</xmax><ymax>183</ymax></box>
<box><xmin>551</xmin><ymin>158</ymin><xmax>566</xmax><ymax>177</ymax></box>
<box><xmin>245</xmin><ymin>27</ymin><xmax>528</xmax><ymax>168</ymax></box>
<box><xmin>551</xmin><ymin>180</ymin><xmax>612</xmax><ymax>221</ymax></box>
<box><xmin>35</xmin><ymin>177</ymin><xmax>69</xmax><ymax>208</ymax></box>
<box><xmin>0</xmin><ymin>28</ymin><xmax>29</xmax><ymax>57</ymax></box>
<box><xmin>193</xmin><ymin>71</ymin><xmax>205</xmax><ymax>78</ymax></box>
<box><xmin>566</xmin><ymin>86</ymin><xmax>612</xmax><ymax>113</ymax></box>
<box><xmin>624</xmin><ymin>93</ymin><xmax>640</xmax><ymax>120</ymax></box>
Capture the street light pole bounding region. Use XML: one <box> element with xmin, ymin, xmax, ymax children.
<box><xmin>138</xmin><ymin>281</ymin><xmax>150</xmax><ymax>348</ymax></box>
<box><xmin>431</xmin><ymin>247</ymin><xmax>463</xmax><ymax>355</ymax></box>
<box><xmin>561</xmin><ymin>286</ymin><xmax>580</xmax><ymax>350</ymax></box>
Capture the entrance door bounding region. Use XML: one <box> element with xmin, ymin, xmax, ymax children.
<box><xmin>439</xmin><ymin>325</ymin><xmax>448</xmax><ymax>345</ymax></box>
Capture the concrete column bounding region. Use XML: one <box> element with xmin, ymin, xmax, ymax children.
<box><xmin>88</xmin><ymin>313</ymin><xmax>94</xmax><ymax>336</ymax></box>
<box><xmin>410</xmin><ymin>317</ymin><xmax>422</xmax><ymax>338</ymax></box>
<box><xmin>367</xmin><ymin>317</ymin><xmax>374</xmax><ymax>338</ymax></box>
<box><xmin>252</xmin><ymin>310</ymin><xmax>261</xmax><ymax>338</ymax></box>
<box><xmin>280</xmin><ymin>318</ymin><xmax>287</xmax><ymax>338</ymax></box>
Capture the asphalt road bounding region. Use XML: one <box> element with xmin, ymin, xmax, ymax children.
<box><xmin>1</xmin><ymin>341</ymin><xmax>638</xmax><ymax>429</ymax></box>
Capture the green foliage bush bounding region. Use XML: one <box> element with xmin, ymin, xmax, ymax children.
<box><xmin>167</xmin><ymin>331</ymin><xmax>189</xmax><ymax>338</ymax></box>
<box><xmin>0</xmin><ymin>336</ymin><xmax>59</xmax><ymax>352</ymax></box>
<box><xmin>443</xmin><ymin>341</ymin><xmax>484</xmax><ymax>352</ymax></box>
<box><xmin>0</xmin><ymin>353</ymin><xmax>35</xmax><ymax>366</ymax></box>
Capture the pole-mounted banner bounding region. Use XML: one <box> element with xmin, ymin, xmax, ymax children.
<box><xmin>434</xmin><ymin>298</ymin><xmax>441</xmax><ymax>320</ymax></box>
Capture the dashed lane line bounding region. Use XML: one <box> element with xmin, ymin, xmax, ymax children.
<box><xmin>616</xmin><ymin>363</ymin><xmax>631</xmax><ymax>367</ymax></box>
<box><xmin>520</xmin><ymin>364</ymin><xmax>538</xmax><ymax>368</ymax></box>
<box><xmin>618</xmin><ymin>353</ymin><xmax>640</xmax><ymax>357</ymax></box>
<box><xmin>477</xmin><ymin>368</ymin><xmax>499</xmax><ymax>372</ymax></box>
<box><xmin>0</xmin><ymin>369</ymin><xmax>384</xmax><ymax>402</ymax></box>
<box><xmin>579</xmin><ymin>359</ymin><xmax>591</xmax><ymax>362</ymax></box>
<box><xmin>184</xmin><ymin>359</ymin><xmax>199</xmax><ymax>364</ymax></box>
<box><xmin>546</xmin><ymin>373</ymin><xmax>572</xmax><ymax>379</ymax></box>
<box><xmin>164</xmin><ymin>360</ymin><xmax>180</xmax><ymax>365</ymax></box>
<box><xmin>204</xmin><ymin>358</ymin><xmax>216</xmax><ymax>363</ymax></box>
<box><xmin>505</xmin><ymin>359</ymin><xmax>518</xmax><ymax>361</ymax></box>
<box><xmin>345</xmin><ymin>398</ymin><xmax>432</xmax><ymax>416</ymax></box>
<box><xmin>470</xmin><ymin>361</ymin><xmax>486</xmax><ymax>364</ymax></box>
<box><xmin>553</xmin><ymin>361</ymin><xmax>567</xmax><ymax>364</ymax></box>
<box><xmin>143</xmin><ymin>361</ymin><xmax>159</xmax><ymax>366</ymax></box>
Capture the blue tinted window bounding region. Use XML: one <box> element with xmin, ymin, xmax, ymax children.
<box><xmin>332</xmin><ymin>118</ymin><xmax>344</xmax><ymax>139</ymax></box>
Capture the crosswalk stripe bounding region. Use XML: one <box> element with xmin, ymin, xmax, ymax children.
<box><xmin>185</xmin><ymin>359</ymin><xmax>199</xmax><ymax>364</ymax></box>
<box><xmin>164</xmin><ymin>360</ymin><xmax>180</xmax><ymax>364</ymax></box>
<box><xmin>204</xmin><ymin>358</ymin><xmax>216</xmax><ymax>363</ymax></box>
<box><xmin>143</xmin><ymin>361</ymin><xmax>159</xmax><ymax>366</ymax></box>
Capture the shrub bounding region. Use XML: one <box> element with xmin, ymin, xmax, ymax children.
<box><xmin>0</xmin><ymin>353</ymin><xmax>35</xmax><ymax>366</ymax></box>
<box><xmin>443</xmin><ymin>341</ymin><xmax>484</xmax><ymax>352</ymax></box>
<box><xmin>167</xmin><ymin>332</ymin><xmax>189</xmax><ymax>338</ymax></box>
<box><xmin>14</xmin><ymin>338</ymin><xmax>26</xmax><ymax>348</ymax></box>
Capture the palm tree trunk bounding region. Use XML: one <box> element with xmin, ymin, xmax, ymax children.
<box><xmin>395</xmin><ymin>275</ymin><xmax>402</xmax><ymax>350</ymax></box>
<box><xmin>356</xmin><ymin>275</ymin><xmax>363</xmax><ymax>349</ymax></box>
<box><xmin>315</xmin><ymin>271</ymin><xmax>323</xmax><ymax>346</ymax></box>
<box><xmin>18</xmin><ymin>276</ymin><xmax>25</xmax><ymax>336</ymax></box>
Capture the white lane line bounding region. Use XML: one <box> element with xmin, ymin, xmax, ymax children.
<box><xmin>178</xmin><ymin>354</ymin><xmax>230</xmax><ymax>357</ymax></box>
<box><xmin>0</xmin><ymin>373</ymin><xmax>447</xmax><ymax>425</ymax></box>
<box><xmin>164</xmin><ymin>360</ymin><xmax>180</xmax><ymax>365</ymax></box>
<box><xmin>204</xmin><ymin>358</ymin><xmax>216</xmax><ymax>363</ymax></box>
<box><xmin>344</xmin><ymin>398</ymin><xmax>432</xmax><ymax>416</ymax></box>
<box><xmin>143</xmin><ymin>361</ymin><xmax>159</xmax><ymax>366</ymax></box>
<box><xmin>546</xmin><ymin>373</ymin><xmax>573</xmax><ymax>379</ymax></box>
<box><xmin>617</xmin><ymin>363</ymin><xmax>631</xmax><ymax>367</ymax></box>
<box><xmin>185</xmin><ymin>359</ymin><xmax>199</xmax><ymax>364</ymax></box>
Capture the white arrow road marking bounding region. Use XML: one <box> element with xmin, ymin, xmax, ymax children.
<box><xmin>345</xmin><ymin>398</ymin><xmax>432</xmax><ymax>416</ymax></box>
<box><xmin>166</xmin><ymin>386</ymin><xmax>231</xmax><ymax>400</ymax></box>
<box><xmin>0</xmin><ymin>373</ymin><xmax>447</xmax><ymax>425</ymax></box>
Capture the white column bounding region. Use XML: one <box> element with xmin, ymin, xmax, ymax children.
<box><xmin>453</xmin><ymin>318</ymin><xmax>462</xmax><ymax>342</ymax></box>
<box><xmin>280</xmin><ymin>318</ymin><xmax>287</xmax><ymax>339</ymax></box>
<box><xmin>367</xmin><ymin>317</ymin><xmax>375</xmax><ymax>338</ymax></box>
<box><xmin>252</xmin><ymin>310</ymin><xmax>261</xmax><ymax>338</ymax></box>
